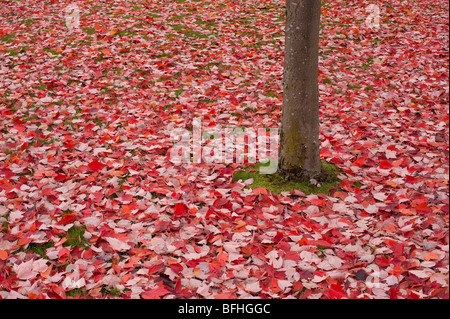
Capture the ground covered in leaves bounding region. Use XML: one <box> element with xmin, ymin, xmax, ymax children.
<box><xmin>0</xmin><ymin>0</ymin><xmax>448</xmax><ymax>299</ymax></box>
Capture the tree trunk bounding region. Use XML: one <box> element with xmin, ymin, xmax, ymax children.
<box><xmin>278</xmin><ymin>0</ymin><xmax>322</xmax><ymax>181</ymax></box>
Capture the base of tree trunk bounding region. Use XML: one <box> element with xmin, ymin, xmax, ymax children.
<box><xmin>277</xmin><ymin>161</ymin><xmax>339</xmax><ymax>184</ymax></box>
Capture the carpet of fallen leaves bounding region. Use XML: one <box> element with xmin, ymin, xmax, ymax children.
<box><xmin>0</xmin><ymin>0</ymin><xmax>448</xmax><ymax>299</ymax></box>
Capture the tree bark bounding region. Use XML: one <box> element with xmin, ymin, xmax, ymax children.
<box><xmin>278</xmin><ymin>0</ymin><xmax>322</xmax><ymax>180</ymax></box>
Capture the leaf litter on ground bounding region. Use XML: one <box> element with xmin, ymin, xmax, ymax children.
<box><xmin>0</xmin><ymin>0</ymin><xmax>448</xmax><ymax>299</ymax></box>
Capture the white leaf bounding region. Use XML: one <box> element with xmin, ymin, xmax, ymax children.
<box><xmin>300</xmin><ymin>251</ymin><xmax>321</xmax><ymax>264</ymax></box>
<box><xmin>13</xmin><ymin>260</ymin><xmax>36</xmax><ymax>280</ymax></box>
<box><xmin>278</xmin><ymin>280</ymin><xmax>292</xmax><ymax>291</ymax></box>
<box><xmin>373</xmin><ymin>192</ymin><xmax>388</xmax><ymax>201</ymax></box>
<box><xmin>365</xmin><ymin>204</ymin><xmax>378</xmax><ymax>214</ymax></box>
<box><xmin>223</xmin><ymin>242</ymin><xmax>240</xmax><ymax>253</ymax></box>
<box><xmin>244</xmin><ymin>278</ymin><xmax>262</xmax><ymax>293</ymax></box>
<box><xmin>105</xmin><ymin>237</ymin><xmax>131</xmax><ymax>252</ymax></box>
<box><xmin>332</xmin><ymin>202</ymin><xmax>348</xmax><ymax>213</ymax></box>
<box><xmin>317</xmin><ymin>256</ymin><xmax>343</xmax><ymax>270</ymax></box>
<box><xmin>385</xmin><ymin>275</ymin><xmax>399</xmax><ymax>286</ymax></box>
<box><xmin>409</xmin><ymin>269</ymin><xmax>432</xmax><ymax>279</ymax></box>
<box><xmin>196</xmin><ymin>284</ymin><xmax>212</xmax><ymax>298</ymax></box>
<box><xmin>385</xmin><ymin>149</ymin><xmax>397</xmax><ymax>159</ymax></box>
<box><xmin>40</xmin><ymin>96</ymin><xmax>53</xmax><ymax>103</ymax></box>
<box><xmin>13</xmin><ymin>259</ymin><xmax>48</xmax><ymax>280</ymax></box>
<box><xmin>8</xmin><ymin>210</ymin><xmax>24</xmax><ymax>223</ymax></box>
<box><xmin>304</xmin><ymin>205</ymin><xmax>319</xmax><ymax>216</ymax></box>
<box><xmin>148</xmin><ymin>237</ymin><xmax>167</xmax><ymax>254</ymax></box>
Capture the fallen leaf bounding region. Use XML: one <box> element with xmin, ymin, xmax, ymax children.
<box><xmin>141</xmin><ymin>286</ymin><xmax>171</xmax><ymax>299</ymax></box>
<box><xmin>422</xmin><ymin>252</ymin><xmax>439</xmax><ymax>261</ymax></box>
<box><xmin>0</xmin><ymin>249</ymin><xmax>7</xmax><ymax>260</ymax></box>
<box><xmin>88</xmin><ymin>159</ymin><xmax>106</xmax><ymax>171</ymax></box>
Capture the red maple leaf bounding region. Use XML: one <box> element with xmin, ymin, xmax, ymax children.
<box><xmin>141</xmin><ymin>286</ymin><xmax>170</xmax><ymax>299</ymax></box>
<box><xmin>172</xmin><ymin>203</ymin><xmax>188</xmax><ymax>217</ymax></box>
<box><xmin>379</xmin><ymin>160</ymin><xmax>393</xmax><ymax>170</ymax></box>
<box><xmin>88</xmin><ymin>159</ymin><xmax>106</xmax><ymax>171</ymax></box>
<box><xmin>374</xmin><ymin>255</ymin><xmax>391</xmax><ymax>267</ymax></box>
<box><xmin>57</xmin><ymin>213</ymin><xmax>76</xmax><ymax>225</ymax></box>
<box><xmin>328</xmin><ymin>284</ymin><xmax>348</xmax><ymax>299</ymax></box>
